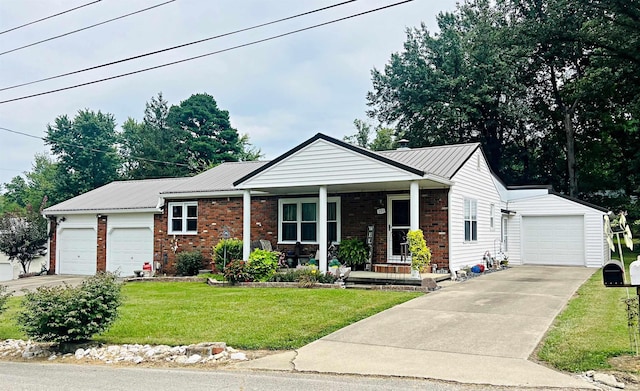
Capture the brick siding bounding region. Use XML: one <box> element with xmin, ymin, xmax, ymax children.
<box><xmin>97</xmin><ymin>215</ymin><xmax>107</xmax><ymax>272</ymax></box>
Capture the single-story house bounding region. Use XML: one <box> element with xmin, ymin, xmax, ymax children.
<box><xmin>42</xmin><ymin>133</ymin><xmax>610</xmax><ymax>277</ymax></box>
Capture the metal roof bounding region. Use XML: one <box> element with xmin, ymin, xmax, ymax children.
<box><xmin>43</xmin><ymin>177</ymin><xmax>188</xmax><ymax>214</ymax></box>
<box><xmin>377</xmin><ymin>143</ymin><xmax>480</xmax><ymax>179</ymax></box>
<box><xmin>161</xmin><ymin>161</ymin><xmax>270</xmax><ymax>194</ymax></box>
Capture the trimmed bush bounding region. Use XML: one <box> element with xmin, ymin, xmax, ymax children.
<box><xmin>407</xmin><ymin>229</ymin><xmax>431</xmax><ymax>272</ymax></box>
<box><xmin>213</xmin><ymin>239</ymin><xmax>243</xmax><ymax>272</ymax></box>
<box><xmin>338</xmin><ymin>238</ymin><xmax>369</xmax><ymax>268</ymax></box>
<box><xmin>175</xmin><ymin>250</ymin><xmax>204</xmax><ymax>276</ymax></box>
<box><xmin>247</xmin><ymin>249</ymin><xmax>278</xmax><ymax>282</ymax></box>
<box><xmin>17</xmin><ymin>272</ymin><xmax>122</xmax><ymax>343</ymax></box>
<box><xmin>0</xmin><ymin>285</ymin><xmax>11</xmax><ymax>316</ymax></box>
<box><xmin>223</xmin><ymin>260</ymin><xmax>252</xmax><ymax>284</ymax></box>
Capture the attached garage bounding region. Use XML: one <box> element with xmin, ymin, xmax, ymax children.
<box><xmin>521</xmin><ymin>215</ymin><xmax>585</xmax><ymax>266</ymax></box>
<box><xmin>107</xmin><ymin>227</ymin><xmax>153</xmax><ymax>277</ymax></box>
<box><xmin>58</xmin><ymin>227</ymin><xmax>97</xmax><ymax>275</ymax></box>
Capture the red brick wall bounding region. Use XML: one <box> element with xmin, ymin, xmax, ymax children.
<box><xmin>48</xmin><ymin>219</ymin><xmax>57</xmax><ymax>275</ymax></box>
<box><xmin>152</xmin><ymin>190</ymin><xmax>450</xmax><ymax>272</ymax></box>
<box><xmin>154</xmin><ymin>196</ymin><xmax>276</xmax><ymax>272</ymax></box>
<box><xmin>97</xmin><ymin>216</ymin><xmax>107</xmax><ymax>272</ymax></box>
<box><xmin>420</xmin><ymin>189</ymin><xmax>449</xmax><ymax>270</ymax></box>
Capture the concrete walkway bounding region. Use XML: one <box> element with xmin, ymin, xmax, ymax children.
<box><xmin>239</xmin><ymin>266</ymin><xmax>598</xmax><ymax>389</ymax></box>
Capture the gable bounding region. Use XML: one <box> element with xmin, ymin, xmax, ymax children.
<box><xmin>235</xmin><ymin>135</ymin><xmax>425</xmax><ymax>189</ymax></box>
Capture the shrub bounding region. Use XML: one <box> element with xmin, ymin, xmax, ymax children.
<box><xmin>338</xmin><ymin>238</ymin><xmax>369</xmax><ymax>268</ymax></box>
<box><xmin>268</xmin><ymin>269</ymin><xmax>338</xmax><ymax>285</ymax></box>
<box><xmin>407</xmin><ymin>229</ymin><xmax>431</xmax><ymax>272</ymax></box>
<box><xmin>175</xmin><ymin>251</ymin><xmax>204</xmax><ymax>276</ymax></box>
<box><xmin>17</xmin><ymin>272</ymin><xmax>122</xmax><ymax>343</ymax></box>
<box><xmin>247</xmin><ymin>249</ymin><xmax>279</xmax><ymax>281</ymax></box>
<box><xmin>213</xmin><ymin>239</ymin><xmax>243</xmax><ymax>272</ymax></box>
<box><xmin>223</xmin><ymin>260</ymin><xmax>252</xmax><ymax>284</ymax></box>
<box><xmin>0</xmin><ymin>285</ymin><xmax>11</xmax><ymax>316</ymax></box>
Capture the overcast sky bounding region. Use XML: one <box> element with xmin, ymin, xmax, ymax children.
<box><xmin>0</xmin><ymin>0</ymin><xmax>458</xmax><ymax>187</ymax></box>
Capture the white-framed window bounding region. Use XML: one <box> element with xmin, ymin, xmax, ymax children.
<box><xmin>278</xmin><ymin>197</ymin><xmax>341</xmax><ymax>244</ymax></box>
<box><xmin>168</xmin><ymin>201</ymin><xmax>198</xmax><ymax>234</ymax></box>
<box><xmin>464</xmin><ymin>198</ymin><xmax>477</xmax><ymax>242</ymax></box>
<box><xmin>490</xmin><ymin>203</ymin><xmax>495</xmax><ymax>230</ymax></box>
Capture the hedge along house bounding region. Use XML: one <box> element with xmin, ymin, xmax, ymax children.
<box><xmin>43</xmin><ymin>133</ymin><xmax>609</xmax><ymax>277</ymax></box>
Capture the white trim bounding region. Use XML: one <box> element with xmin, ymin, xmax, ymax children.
<box><xmin>464</xmin><ymin>198</ymin><xmax>478</xmax><ymax>242</ymax></box>
<box><xmin>243</xmin><ymin>190</ymin><xmax>251</xmax><ymax>261</ymax></box>
<box><xmin>410</xmin><ymin>181</ymin><xmax>420</xmax><ymax>231</ymax></box>
<box><xmin>277</xmin><ymin>196</ymin><xmax>341</xmax><ymax>245</ymax></box>
<box><xmin>168</xmin><ymin>201</ymin><xmax>198</xmax><ymax>235</ymax></box>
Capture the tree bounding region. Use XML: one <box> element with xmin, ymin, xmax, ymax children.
<box><xmin>167</xmin><ymin>93</ymin><xmax>244</xmax><ymax>173</ymax></box>
<box><xmin>0</xmin><ymin>199</ymin><xmax>48</xmax><ymax>275</ymax></box>
<box><xmin>121</xmin><ymin>92</ymin><xmax>190</xmax><ymax>179</ymax></box>
<box><xmin>343</xmin><ymin>119</ymin><xmax>397</xmax><ymax>151</ymax></box>
<box><xmin>46</xmin><ymin>110</ymin><xmax>121</xmax><ymax>199</ymax></box>
<box><xmin>2</xmin><ymin>154</ymin><xmax>60</xmax><ymax>212</ymax></box>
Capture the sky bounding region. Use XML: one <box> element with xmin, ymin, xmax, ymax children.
<box><xmin>0</xmin><ymin>0</ymin><xmax>458</xmax><ymax>187</ymax></box>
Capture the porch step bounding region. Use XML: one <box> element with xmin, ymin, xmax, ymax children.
<box><xmin>373</xmin><ymin>264</ymin><xmax>412</xmax><ymax>274</ymax></box>
<box><xmin>345</xmin><ymin>271</ymin><xmax>450</xmax><ymax>287</ymax></box>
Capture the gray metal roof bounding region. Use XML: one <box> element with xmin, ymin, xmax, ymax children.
<box><xmin>377</xmin><ymin>143</ymin><xmax>480</xmax><ymax>179</ymax></box>
<box><xmin>161</xmin><ymin>161</ymin><xmax>269</xmax><ymax>194</ymax></box>
<box><xmin>43</xmin><ymin>177</ymin><xmax>188</xmax><ymax>214</ymax></box>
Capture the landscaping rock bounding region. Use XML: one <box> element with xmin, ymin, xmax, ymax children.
<box><xmin>230</xmin><ymin>352</ymin><xmax>247</xmax><ymax>361</ymax></box>
<box><xmin>593</xmin><ymin>373</ymin><xmax>625</xmax><ymax>389</ymax></box>
<box><xmin>185</xmin><ymin>354</ymin><xmax>201</xmax><ymax>364</ymax></box>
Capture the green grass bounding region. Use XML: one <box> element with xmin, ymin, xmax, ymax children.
<box><xmin>538</xmin><ymin>249</ymin><xmax>640</xmax><ymax>372</ymax></box>
<box><xmin>0</xmin><ymin>283</ymin><xmax>420</xmax><ymax>349</ymax></box>
<box><xmin>0</xmin><ymin>297</ymin><xmax>23</xmax><ymax>340</ymax></box>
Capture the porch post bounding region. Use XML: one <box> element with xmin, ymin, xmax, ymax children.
<box><xmin>318</xmin><ymin>185</ymin><xmax>328</xmax><ymax>272</ymax></box>
<box><xmin>410</xmin><ymin>180</ymin><xmax>420</xmax><ymax>231</ymax></box>
<box><xmin>243</xmin><ymin>190</ymin><xmax>251</xmax><ymax>261</ymax></box>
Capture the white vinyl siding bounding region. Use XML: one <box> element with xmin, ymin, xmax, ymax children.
<box><xmin>449</xmin><ymin>149</ymin><xmax>503</xmax><ymax>271</ymax></box>
<box><xmin>278</xmin><ymin>197</ymin><xmax>340</xmax><ymax>244</ymax></box>
<box><xmin>168</xmin><ymin>201</ymin><xmax>197</xmax><ymax>234</ymax></box>
<box><xmin>238</xmin><ymin>139</ymin><xmax>422</xmax><ymax>189</ymax></box>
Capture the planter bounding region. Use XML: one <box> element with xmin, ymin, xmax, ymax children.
<box><xmin>410</xmin><ymin>269</ymin><xmax>420</xmax><ymax>279</ymax></box>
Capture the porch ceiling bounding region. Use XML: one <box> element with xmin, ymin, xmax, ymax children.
<box><xmin>251</xmin><ymin>178</ymin><xmax>451</xmax><ymax>195</ymax></box>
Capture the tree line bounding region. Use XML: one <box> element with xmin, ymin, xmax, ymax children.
<box><xmin>0</xmin><ymin>92</ymin><xmax>260</xmax><ymax>214</ymax></box>
<box><xmin>357</xmin><ymin>0</ymin><xmax>639</xmax><ymax>221</ymax></box>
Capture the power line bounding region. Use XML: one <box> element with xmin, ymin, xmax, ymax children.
<box><xmin>0</xmin><ymin>0</ymin><xmax>358</xmax><ymax>92</ymax></box>
<box><xmin>0</xmin><ymin>0</ymin><xmax>176</xmax><ymax>57</ymax></box>
<box><xmin>0</xmin><ymin>126</ymin><xmax>191</xmax><ymax>168</ymax></box>
<box><xmin>0</xmin><ymin>0</ymin><xmax>103</xmax><ymax>35</ymax></box>
<box><xmin>0</xmin><ymin>0</ymin><xmax>414</xmax><ymax>105</ymax></box>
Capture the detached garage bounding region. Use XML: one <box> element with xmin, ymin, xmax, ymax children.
<box><xmin>506</xmin><ymin>193</ymin><xmax>608</xmax><ymax>268</ymax></box>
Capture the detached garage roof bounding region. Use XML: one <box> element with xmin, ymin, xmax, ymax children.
<box><xmin>43</xmin><ymin>177</ymin><xmax>187</xmax><ymax>214</ymax></box>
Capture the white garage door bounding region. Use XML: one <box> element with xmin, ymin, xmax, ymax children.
<box><xmin>522</xmin><ymin>215</ymin><xmax>585</xmax><ymax>266</ymax></box>
<box><xmin>107</xmin><ymin>228</ymin><xmax>153</xmax><ymax>277</ymax></box>
<box><xmin>58</xmin><ymin>228</ymin><xmax>97</xmax><ymax>275</ymax></box>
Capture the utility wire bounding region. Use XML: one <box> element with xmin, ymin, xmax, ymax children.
<box><xmin>0</xmin><ymin>0</ymin><xmax>358</xmax><ymax>92</ymax></box>
<box><xmin>0</xmin><ymin>0</ymin><xmax>414</xmax><ymax>105</ymax></box>
<box><xmin>0</xmin><ymin>0</ymin><xmax>176</xmax><ymax>56</ymax></box>
<box><xmin>0</xmin><ymin>126</ymin><xmax>191</xmax><ymax>168</ymax></box>
<box><xmin>0</xmin><ymin>0</ymin><xmax>103</xmax><ymax>36</ymax></box>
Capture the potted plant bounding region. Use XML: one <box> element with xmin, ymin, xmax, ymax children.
<box><xmin>337</xmin><ymin>238</ymin><xmax>368</xmax><ymax>270</ymax></box>
<box><xmin>407</xmin><ymin>229</ymin><xmax>432</xmax><ymax>278</ymax></box>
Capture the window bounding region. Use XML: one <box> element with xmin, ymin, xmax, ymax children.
<box><xmin>464</xmin><ymin>199</ymin><xmax>477</xmax><ymax>242</ymax></box>
<box><xmin>278</xmin><ymin>197</ymin><xmax>340</xmax><ymax>244</ymax></box>
<box><xmin>490</xmin><ymin>203</ymin><xmax>495</xmax><ymax>230</ymax></box>
<box><xmin>169</xmin><ymin>201</ymin><xmax>198</xmax><ymax>234</ymax></box>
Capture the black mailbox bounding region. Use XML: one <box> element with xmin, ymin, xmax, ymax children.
<box><xmin>603</xmin><ymin>260</ymin><xmax>625</xmax><ymax>286</ymax></box>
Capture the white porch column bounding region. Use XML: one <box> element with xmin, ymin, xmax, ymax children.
<box><xmin>410</xmin><ymin>180</ymin><xmax>420</xmax><ymax>231</ymax></box>
<box><xmin>243</xmin><ymin>190</ymin><xmax>251</xmax><ymax>261</ymax></box>
<box><xmin>318</xmin><ymin>185</ymin><xmax>328</xmax><ymax>272</ymax></box>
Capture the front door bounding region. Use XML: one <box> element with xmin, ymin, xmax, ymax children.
<box><xmin>387</xmin><ymin>195</ymin><xmax>410</xmax><ymax>262</ymax></box>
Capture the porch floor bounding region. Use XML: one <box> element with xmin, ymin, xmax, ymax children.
<box><xmin>345</xmin><ymin>271</ymin><xmax>450</xmax><ymax>286</ymax></box>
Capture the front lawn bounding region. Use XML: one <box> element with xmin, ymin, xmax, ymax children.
<box><xmin>0</xmin><ymin>283</ymin><xmax>421</xmax><ymax>349</ymax></box>
<box><xmin>538</xmin><ymin>249</ymin><xmax>639</xmax><ymax>372</ymax></box>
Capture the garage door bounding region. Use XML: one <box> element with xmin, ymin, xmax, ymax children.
<box><xmin>58</xmin><ymin>228</ymin><xmax>97</xmax><ymax>275</ymax></box>
<box><xmin>522</xmin><ymin>215</ymin><xmax>585</xmax><ymax>266</ymax></box>
<box><xmin>107</xmin><ymin>228</ymin><xmax>153</xmax><ymax>277</ymax></box>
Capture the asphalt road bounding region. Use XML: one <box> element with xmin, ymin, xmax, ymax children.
<box><xmin>0</xmin><ymin>362</ymin><xmax>572</xmax><ymax>391</ymax></box>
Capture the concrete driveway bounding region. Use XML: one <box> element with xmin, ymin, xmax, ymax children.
<box><xmin>241</xmin><ymin>266</ymin><xmax>598</xmax><ymax>389</ymax></box>
<box><xmin>2</xmin><ymin>275</ymin><xmax>87</xmax><ymax>296</ymax></box>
